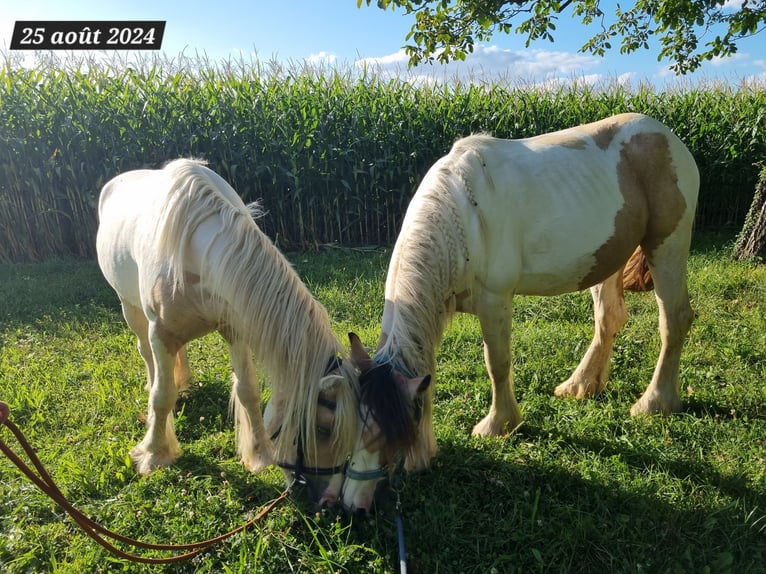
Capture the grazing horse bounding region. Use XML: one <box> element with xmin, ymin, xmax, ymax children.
<box><xmin>96</xmin><ymin>159</ymin><xmax>359</xmax><ymax>504</ymax></box>
<box><xmin>343</xmin><ymin>113</ymin><xmax>699</xmax><ymax>511</ymax></box>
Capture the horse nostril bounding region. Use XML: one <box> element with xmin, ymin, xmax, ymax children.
<box><xmin>354</xmin><ymin>507</ymin><xmax>368</xmax><ymax>519</ymax></box>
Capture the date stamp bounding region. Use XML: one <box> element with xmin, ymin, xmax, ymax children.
<box><xmin>10</xmin><ymin>21</ymin><xmax>166</xmax><ymax>50</ymax></box>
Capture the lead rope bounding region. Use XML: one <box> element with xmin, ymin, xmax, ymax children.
<box><xmin>390</xmin><ymin>462</ymin><xmax>408</xmax><ymax>574</ymax></box>
<box><xmin>0</xmin><ymin>400</ymin><xmax>290</xmax><ymax>564</ymax></box>
<box><xmin>394</xmin><ymin>489</ymin><xmax>408</xmax><ymax>574</ymax></box>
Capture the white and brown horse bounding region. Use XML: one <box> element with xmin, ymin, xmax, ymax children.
<box><xmin>344</xmin><ymin>113</ymin><xmax>699</xmax><ymax>511</ymax></box>
<box><xmin>96</xmin><ymin>159</ymin><xmax>358</xmax><ymax>504</ymax></box>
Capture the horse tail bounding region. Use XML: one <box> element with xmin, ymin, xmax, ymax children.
<box><xmin>622</xmin><ymin>246</ymin><xmax>653</xmax><ymax>292</ymax></box>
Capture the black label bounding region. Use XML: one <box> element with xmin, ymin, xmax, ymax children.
<box><xmin>10</xmin><ymin>21</ymin><xmax>166</xmax><ymax>50</ymax></box>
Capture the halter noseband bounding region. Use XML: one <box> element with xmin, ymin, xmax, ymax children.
<box><xmin>276</xmin><ymin>434</ymin><xmax>347</xmax><ymax>481</ymax></box>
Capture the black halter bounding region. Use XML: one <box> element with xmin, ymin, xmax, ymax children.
<box><xmin>274</xmin><ymin>356</ymin><xmax>348</xmax><ymax>482</ymax></box>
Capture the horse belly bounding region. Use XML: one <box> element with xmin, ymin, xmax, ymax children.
<box><xmin>517</xmin><ymin>217</ymin><xmax>630</xmax><ymax>295</ymax></box>
<box><xmin>96</xmin><ymin>210</ymin><xmax>144</xmax><ymax>308</ymax></box>
<box><xmin>150</xmin><ymin>276</ymin><xmax>218</xmax><ymax>348</ymax></box>
<box><xmin>515</xmin><ymin>262</ymin><xmax>604</xmax><ymax>296</ymax></box>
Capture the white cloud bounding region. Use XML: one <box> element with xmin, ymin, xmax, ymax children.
<box><xmin>721</xmin><ymin>0</ymin><xmax>746</xmax><ymax>10</ymax></box>
<box><xmin>743</xmin><ymin>58</ymin><xmax>766</xmax><ymax>85</ymax></box>
<box><xmin>710</xmin><ymin>51</ymin><xmax>749</xmax><ymax>67</ymax></box>
<box><xmin>306</xmin><ymin>51</ymin><xmax>337</xmax><ymax>65</ymax></box>
<box><xmin>355</xmin><ymin>44</ymin><xmax>603</xmax><ymax>86</ymax></box>
<box><xmin>614</xmin><ymin>72</ymin><xmax>638</xmax><ymax>86</ymax></box>
<box><xmin>358</xmin><ymin>48</ymin><xmax>410</xmax><ymax>67</ymax></box>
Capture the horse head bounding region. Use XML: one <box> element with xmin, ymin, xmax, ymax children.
<box><xmin>269</xmin><ymin>359</ymin><xmax>360</xmax><ymax>507</ymax></box>
<box><xmin>342</xmin><ymin>333</ymin><xmax>430</xmax><ymax>513</ymax></box>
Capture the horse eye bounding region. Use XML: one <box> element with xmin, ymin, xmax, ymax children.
<box><xmin>316</xmin><ymin>425</ymin><xmax>332</xmax><ymax>438</ymax></box>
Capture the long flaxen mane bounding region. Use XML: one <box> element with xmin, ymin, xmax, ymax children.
<box><xmin>152</xmin><ymin>159</ymin><xmax>358</xmax><ymax>463</ymax></box>
<box><xmin>359</xmin><ymin>362</ymin><xmax>420</xmax><ymax>463</ymax></box>
<box><xmin>377</xmin><ymin>160</ymin><xmax>471</xmax><ymax>383</ymax></box>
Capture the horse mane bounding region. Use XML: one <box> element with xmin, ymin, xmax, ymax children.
<box><xmin>153</xmin><ymin>159</ymin><xmax>358</xmax><ymax>462</ymax></box>
<box><xmin>359</xmin><ymin>364</ymin><xmax>419</xmax><ymax>462</ymax></box>
<box><xmin>377</xmin><ymin>161</ymin><xmax>471</xmax><ymax>380</ymax></box>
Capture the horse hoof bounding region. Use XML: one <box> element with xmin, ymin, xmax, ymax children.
<box><xmin>319</xmin><ymin>492</ymin><xmax>339</xmax><ymax>508</ymax></box>
<box><xmin>630</xmin><ymin>393</ymin><xmax>681</xmax><ymax>416</ymax></box>
<box><xmin>554</xmin><ymin>377</ymin><xmax>600</xmax><ymax>399</ymax></box>
<box><xmin>471</xmin><ymin>414</ymin><xmax>520</xmax><ymax>437</ymax></box>
<box><xmin>130</xmin><ymin>443</ymin><xmax>180</xmax><ymax>475</ymax></box>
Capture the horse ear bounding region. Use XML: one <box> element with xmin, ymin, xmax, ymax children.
<box><xmin>349</xmin><ymin>332</ymin><xmax>375</xmax><ymax>353</ymax></box>
<box><xmin>407</xmin><ymin>374</ymin><xmax>431</xmax><ymax>397</ymax></box>
<box><xmin>318</xmin><ymin>374</ymin><xmax>344</xmax><ymax>393</ymax></box>
<box><xmin>348</xmin><ymin>332</ymin><xmax>374</xmax><ymax>370</ymax></box>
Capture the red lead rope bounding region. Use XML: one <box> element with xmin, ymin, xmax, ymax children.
<box><xmin>0</xmin><ymin>400</ymin><xmax>291</xmax><ymax>564</ymax></box>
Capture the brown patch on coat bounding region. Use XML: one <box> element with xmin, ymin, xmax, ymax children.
<box><xmin>578</xmin><ymin>131</ymin><xmax>687</xmax><ymax>289</ymax></box>
<box><xmin>535</xmin><ymin>131</ymin><xmax>587</xmax><ymax>150</ymax></box>
<box><xmin>183</xmin><ymin>271</ymin><xmax>201</xmax><ymax>285</ymax></box>
<box><xmin>358</xmin><ymin>363</ymin><xmax>419</xmax><ymax>465</ymax></box>
<box><xmin>534</xmin><ymin>114</ymin><xmax>636</xmax><ymax>151</ymax></box>
<box><xmin>587</xmin><ymin>116</ymin><xmax>627</xmax><ymax>151</ymax></box>
<box><xmin>622</xmin><ymin>132</ymin><xmax>688</xmax><ymax>255</ymax></box>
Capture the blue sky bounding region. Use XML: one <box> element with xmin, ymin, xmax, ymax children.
<box><xmin>2</xmin><ymin>0</ymin><xmax>764</xmax><ymax>88</ymax></box>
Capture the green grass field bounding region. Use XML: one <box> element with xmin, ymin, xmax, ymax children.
<box><xmin>1</xmin><ymin>235</ymin><xmax>765</xmax><ymax>573</ymax></box>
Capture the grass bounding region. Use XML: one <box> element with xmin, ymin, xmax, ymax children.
<box><xmin>1</xmin><ymin>235</ymin><xmax>765</xmax><ymax>573</ymax></box>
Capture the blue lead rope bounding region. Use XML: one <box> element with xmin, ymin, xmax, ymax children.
<box><xmin>390</xmin><ymin>467</ymin><xmax>408</xmax><ymax>574</ymax></box>
<box><xmin>365</xmin><ymin>355</ymin><xmax>413</xmax><ymax>573</ymax></box>
<box><xmin>395</xmin><ymin>492</ymin><xmax>407</xmax><ymax>574</ymax></box>
<box><xmin>373</xmin><ymin>354</ymin><xmax>417</xmax><ymax>379</ymax></box>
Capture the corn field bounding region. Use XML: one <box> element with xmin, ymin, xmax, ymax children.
<box><xmin>1</xmin><ymin>53</ymin><xmax>765</xmax><ymax>262</ymax></box>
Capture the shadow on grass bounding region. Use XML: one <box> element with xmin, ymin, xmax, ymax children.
<box><xmin>0</xmin><ymin>249</ymin><xmax>389</xmax><ymax>332</ymax></box>
<box><xmin>0</xmin><ymin>260</ymin><xmax>121</xmax><ymax>340</ymax></box>
<box><xmin>352</xmin><ymin>432</ymin><xmax>766</xmax><ymax>574</ymax></box>
<box><xmin>690</xmin><ymin>229</ymin><xmax>740</xmax><ymax>252</ymax></box>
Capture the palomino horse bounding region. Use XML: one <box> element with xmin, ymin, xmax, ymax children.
<box><xmin>96</xmin><ymin>159</ymin><xmax>359</xmax><ymax>504</ymax></box>
<box><xmin>343</xmin><ymin>113</ymin><xmax>699</xmax><ymax>511</ymax></box>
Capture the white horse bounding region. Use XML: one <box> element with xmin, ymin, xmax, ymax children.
<box><xmin>343</xmin><ymin>113</ymin><xmax>699</xmax><ymax>511</ymax></box>
<box><xmin>96</xmin><ymin>159</ymin><xmax>359</xmax><ymax>505</ymax></box>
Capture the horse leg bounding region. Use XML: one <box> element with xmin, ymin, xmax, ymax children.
<box><xmin>228</xmin><ymin>339</ymin><xmax>273</xmax><ymax>472</ymax></box>
<box><xmin>555</xmin><ymin>269</ymin><xmax>627</xmax><ymax>399</ymax></box>
<box><xmin>174</xmin><ymin>345</ymin><xmax>191</xmax><ymax>392</ymax></box>
<box><xmin>630</xmin><ymin>240</ymin><xmax>693</xmax><ymax>415</ymax></box>
<box><xmin>472</xmin><ymin>294</ymin><xmax>522</xmax><ymax>436</ymax></box>
<box><xmin>122</xmin><ymin>298</ymin><xmax>190</xmax><ymax>392</ymax></box>
<box><xmin>121</xmin><ymin>301</ymin><xmax>154</xmax><ymax>391</ymax></box>
<box><xmin>130</xmin><ymin>320</ymin><xmax>182</xmax><ymax>475</ymax></box>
